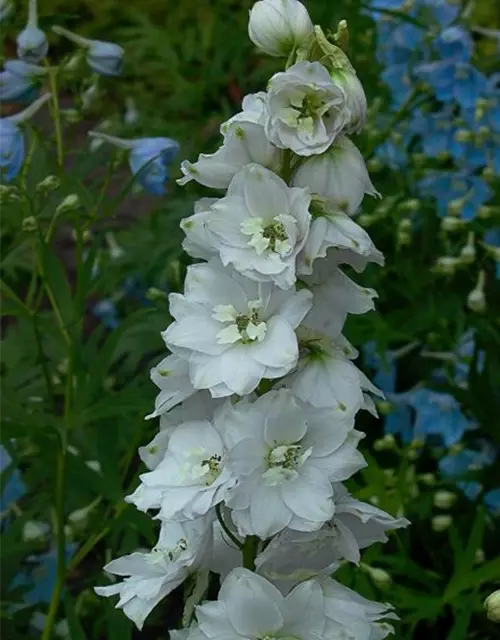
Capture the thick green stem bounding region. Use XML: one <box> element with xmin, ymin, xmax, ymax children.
<box><xmin>242</xmin><ymin>535</ymin><xmax>258</xmax><ymax>571</ymax></box>
<box><xmin>47</xmin><ymin>66</ymin><xmax>64</xmax><ymax>167</ymax></box>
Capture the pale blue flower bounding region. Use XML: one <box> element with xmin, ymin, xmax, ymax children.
<box><xmin>0</xmin><ymin>93</ymin><xmax>51</xmax><ymax>183</ymax></box>
<box><xmin>52</xmin><ymin>26</ymin><xmax>124</xmax><ymax>76</ymax></box>
<box><xmin>16</xmin><ymin>0</ymin><xmax>48</xmax><ymax>64</ymax></box>
<box><xmin>92</xmin><ymin>300</ymin><xmax>120</xmax><ymax>330</ymax></box>
<box><xmin>0</xmin><ymin>59</ymin><xmax>46</xmax><ymax>103</ymax></box>
<box><xmin>408</xmin><ymin>388</ymin><xmax>475</xmax><ymax>447</ymax></box>
<box><xmin>417</xmin><ymin>170</ymin><xmax>493</xmax><ymax>219</ymax></box>
<box><xmin>484</xmin><ymin>488</ymin><xmax>500</xmax><ymax>515</ymax></box>
<box><xmin>416</xmin><ymin>61</ymin><xmax>488</xmax><ymax>109</ymax></box>
<box><xmin>87</xmin><ymin>131</ymin><xmax>180</xmax><ymax>195</ymax></box>
<box><xmin>0</xmin><ymin>446</ymin><xmax>25</xmax><ymax>515</ymax></box>
<box><xmin>434</xmin><ymin>26</ymin><xmax>473</xmax><ymax>63</ymax></box>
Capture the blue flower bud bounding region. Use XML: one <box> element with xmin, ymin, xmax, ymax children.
<box><xmin>0</xmin><ymin>93</ymin><xmax>51</xmax><ymax>183</ymax></box>
<box><xmin>87</xmin><ymin>132</ymin><xmax>180</xmax><ymax>195</ymax></box>
<box><xmin>16</xmin><ymin>0</ymin><xmax>48</xmax><ymax>64</ymax></box>
<box><xmin>52</xmin><ymin>26</ymin><xmax>124</xmax><ymax>76</ymax></box>
<box><xmin>87</xmin><ymin>40</ymin><xmax>124</xmax><ymax>76</ymax></box>
<box><xmin>0</xmin><ymin>59</ymin><xmax>46</xmax><ymax>104</ymax></box>
<box><xmin>0</xmin><ymin>0</ymin><xmax>15</xmax><ymax>23</ymax></box>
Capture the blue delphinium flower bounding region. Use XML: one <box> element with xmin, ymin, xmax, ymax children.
<box><xmin>433</xmin><ymin>26</ymin><xmax>473</xmax><ymax>63</ymax></box>
<box><xmin>407</xmin><ymin>388</ymin><xmax>475</xmax><ymax>447</ymax></box>
<box><xmin>92</xmin><ymin>299</ymin><xmax>120</xmax><ymax>330</ymax></box>
<box><xmin>0</xmin><ymin>93</ymin><xmax>51</xmax><ymax>183</ymax></box>
<box><xmin>16</xmin><ymin>0</ymin><xmax>48</xmax><ymax>64</ymax></box>
<box><xmin>0</xmin><ymin>446</ymin><xmax>25</xmax><ymax>515</ymax></box>
<box><xmin>87</xmin><ymin>131</ymin><xmax>180</xmax><ymax>195</ymax></box>
<box><xmin>417</xmin><ymin>170</ymin><xmax>493</xmax><ymax>219</ymax></box>
<box><xmin>52</xmin><ymin>26</ymin><xmax>124</xmax><ymax>76</ymax></box>
<box><xmin>484</xmin><ymin>488</ymin><xmax>500</xmax><ymax>515</ymax></box>
<box><xmin>0</xmin><ymin>59</ymin><xmax>46</xmax><ymax>103</ymax></box>
<box><xmin>416</xmin><ymin>61</ymin><xmax>488</xmax><ymax>110</ymax></box>
<box><xmin>484</xmin><ymin>228</ymin><xmax>500</xmax><ymax>279</ymax></box>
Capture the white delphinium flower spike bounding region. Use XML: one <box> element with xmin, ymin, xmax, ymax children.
<box><xmin>162</xmin><ymin>259</ymin><xmax>312</xmax><ymax>396</ymax></box>
<box><xmin>181</xmin><ymin>164</ymin><xmax>311</xmax><ymax>289</ymax></box>
<box><xmin>220</xmin><ymin>92</ymin><xmax>268</xmax><ymax>134</ymax></box>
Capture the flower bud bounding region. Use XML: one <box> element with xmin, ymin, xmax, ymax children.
<box><xmin>441</xmin><ymin>216</ymin><xmax>466</xmax><ymax>232</ymax></box>
<box><xmin>61</xmin><ymin>108</ymin><xmax>82</xmax><ymax>123</ymax></box>
<box><xmin>433</xmin><ymin>490</ymin><xmax>457</xmax><ymax>509</ymax></box>
<box><xmin>447</xmin><ymin>198</ymin><xmax>465</xmax><ymax>217</ymax></box>
<box><xmin>22</xmin><ymin>216</ymin><xmax>37</xmax><ymax>231</ymax></box>
<box><xmin>52</xmin><ymin>26</ymin><xmax>124</xmax><ymax>76</ymax></box>
<box><xmin>23</xmin><ymin>519</ymin><xmax>49</xmax><ymax>541</ymax></box>
<box><xmin>481</xmin><ymin>166</ymin><xmax>494</xmax><ymax>182</ymax></box>
<box><xmin>36</xmin><ymin>174</ymin><xmax>60</xmax><ymax>193</ymax></box>
<box><xmin>330</xmin><ymin>68</ymin><xmax>367</xmax><ymax>133</ymax></box>
<box><xmin>17</xmin><ymin>0</ymin><xmax>48</xmax><ymax>64</ymax></box>
<box><xmin>292</xmin><ymin>135</ymin><xmax>379</xmax><ymax>215</ymax></box>
<box><xmin>105</xmin><ymin>232</ymin><xmax>124</xmax><ymax>260</ymax></box>
<box><xmin>432</xmin><ymin>514</ymin><xmax>452</xmax><ymax>532</ymax></box>
<box><xmin>459</xmin><ymin>232</ymin><xmax>475</xmax><ymax>264</ymax></box>
<box><xmin>56</xmin><ymin>194</ymin><xmax>80</xmax><ymax>214</ymax></box>
<box><xmin>0</xmin><ymin>0</ymin><xmax>14</xmax><ymax>22</ymax></box>
<box><xmin>453</xmin><ymin>128</ymin><xmax>473</xmax><ymax>143</ymax></box>
<box><xmin>419</xmin><ymin>472</ymin><xmax>436</xmax><ymax>486</ymax></box>
<box><xmin>374</xmin><ymin>433</ymin><xmax>396</xmax><ymax>451</ymax></box>
<box><xmin>124</xmin><ymin>97</ymin><xmax>139</xmax><ymax>125</ymax></box>
<box><xmin>146</xmin><ymin>287</ymin><xmax>168</xmax><ymax>302</ymax></box>
<box><xmin>0</xmin><ymin>184</ymin><xmax>18</xmax><ymax>202</ymax></box>
<box><xmin>248</xmin><ymin>0</ymin><xmax>313</xmax><ymax>58</ymax></box>
<box><xmin>467</xmin><ymin>271</ymin><xmax>486</xmax><ymax>313</ymax></box>
<box><xmin>399</xmin><ymin>199</ymin><xmax>419</xmax><ymax>213</ymax></box>
<box><xmin>478</xmin><ymin>205</ymin><xmax>493</xmax><ymax>219</ymax></box>
<box><xmin>484</xmin><ymin>590</ymin><xmax>500</xmax><ymax>623</ymax></box>
<box><xmin>85</xmin><ymin>460</ymin><xmax>101</xmax><ymax>473</ymax></box>
<box><xmin>0</xmin><ymin>59</ymin><xmax>47</xmax><ymax>104</ymax></box>
<box><xmin>474</xmin><ymin>548</ymin><xmax>485</xmax><ymax>564</ymax></box>
<box><xmin>434</xmin><ymin>256</ymin><xmax>460</xmax><ymax>275</ymax></box>
<box><xmin>361</xmin><ymin>564</ymin><xmax>392</xmax><ymax>589</ymax></box>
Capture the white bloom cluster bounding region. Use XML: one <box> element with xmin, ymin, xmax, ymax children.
<box><xmin>96</xmin><ymin>1</ymin><xmax>409</xmax><ymax>635</ymax></box>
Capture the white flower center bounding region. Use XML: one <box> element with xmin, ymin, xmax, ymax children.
<box><xmin>213</xmin><ymin>301</ymin><xmax>267</xmax><ymax>345</ymax></box>
<box><xmin>180</xmin><ymin>447</ymin><xmax>223</xmax><ymax>486</ymax></box>
<box><xmin>283</xmin><ymin>89</ymin><xmax>333</xmax><ymax>135</ymax></box>
<box><xmin>147</xmin><ymin>536</ymin><xmax>188</xmax><ymax>565</ymax></box>
<box><xmin>262</xmin><ymin>443</ymin><xmax>312</xmax><ymax>486</ymax></box>
<box><xmin>240</xmin><ymin>216</ymin><xmax>294</xmax><ymax>257</ymax></box>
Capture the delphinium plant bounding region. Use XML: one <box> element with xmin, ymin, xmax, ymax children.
<box><xmin>93</xmin><ymin>1</ymin><xmax>411</xmax><ymax>637</ymax></box>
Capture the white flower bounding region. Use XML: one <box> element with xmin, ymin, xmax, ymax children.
<box><xmin>282</xmin><ymin>330</ymin><xmax>383</xmax><ymax>414</ymax></box>
<box><xmin>330</xmin><ymin>69</ymin><xmax>367</xmax><ymax>134</ymax></box>
<box><xmin>292</xmin><ymin>135</ymin><xmax>379</xmax><ymax>215</ymax></box>
<box><xmin>248</xmin><ymin>0</ymin><xmax>313</xmax><ymax>58</ymax></box>
<box><xmin>162</xmin><ymin>259</ymin><xmax>312</xmax><ymax>396</ymax></box>
<box><xmin>181</xmin><ymin>198</ymin><xmax>220</xmax><ymax>261</ymax></box>
<box><xmin>195</xmin><ymin>568</ymin><xmax>330</xmax><ymax>640</ymax></box>
<box><xmin>182</xmin><ymin>164</ymin><xmax>311</xmax><ymax>289</ymax></box>
<box><xmin>140</xmin><ymin>392</ymin><xmax>218</xmax><ymax>471</ymax></box>
<box><xmin>265</xmin><ymin>61</ymin><xmax>347</xmax><ymax>156</ymax></box>
<box><xmin>302</xmin><ymin>257</ymin><xmax>378</xmax><ymax>339</ymax></box>
<box><xmin>297</xmin><ymin>207</ymin><xmax>384</xmax><ymax>275</ymax></box>
<box><xmin>95</xmin><ymin>518</ymin><xmax>212</xmax><ymax>629</ymax></box>
<box><xmin>320</xmin><ymin>577</ymin><xmax>397</xmax><ymax>639</ymax></box>
<box><xmin>255</xmin><ymin>484</ymin><xmax>410</xmax><ymax>585</ymax></box>
<box><xmin>209</xmin><ymin>513</ymin><xmax>242</xmax><ymax>580</ymax></box>
<box><xmin>145</xmin><ymin>355</ymin><xmax>197</xmax><ymax>419</ymax></box>
<box><xmin>178</xmin><ymin>121</ymin><xmax>281</xmax><ymax>190</ymax></box>
<box><xmin>129</xmin><ymin>417</ymin><xmax>236</xmax><ymax>520</ymax></box>
<box><xmin>225</xmin><ymin>389</ymin><xmax>366</xmax><ymax>538</ymax></box>
<box><xmin>220</xmin><ymin>92</ymin><xmax>268</xmax><ymax>135</ymax></box>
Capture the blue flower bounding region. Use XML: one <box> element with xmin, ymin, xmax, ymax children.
<box><xmin>0</xmin><ymin>59</ymin><xmax>46</xmax><ymax>104</ymax></box>
<box><xmin>0</xmin><ymin>118</ymin><xmax>25</xmax><ymax>183</ymax></box>
<box><xmin>484</xmin><ymin>488</ymin><xmax>500</xmax><ymax>516</ymax></box>
<box><xmin>417</xmin><ymin>0</ymin><xmax>459</xmax><ymax>27</ymax></box>
<box><xmin>52</xmin><ymin>26</ymin><xmax>124</xmax><ymax>76</ymax></box>
<box><xmin>92</xmin><ymin>299</ymin><xmax>120</xmax><ymax>330</ymax></box>
<box><xmin>408</xmin><ymin>388</ymin><xmax>475</xmax><ymax>447</ymax></box>
<box><xmin>433</xmin><ymin>26</ymin><xmax>473</xmax><ymax>63</ymax></box>
<box><xmin>0</xmin><ymin>446</ymin><xmax>25</xmax><ymax>514</ymax></box>
<box><xmin>417</xmin><ymin>170</ymin><xmax>493</xmax><ymax>219</ymax></box>
<box><xmin>17</xmin><ymin>0</ymin><xmax>48</xmax><ymax>64</ymax></box>
<box><xmin>416</xmin><ymin>61</ymin><xmax>488</xmax><ymax>110</ymax></box>
<box><xmin>484</xmin><ymin>228</ymin><xmax>500</xmax><ymax>279</ymax></box>
<box><xmin>376</xmin><ymin>21</ymin><xmax>427</xmax><ymax>67</ymax></box>
<box><xmin>88</xmin><ymin>131</ymin><xmax>180</xmax><ymax>195</ymax></box>
<box><xmin>0</xmin><ymin>93</ymin><xmax>51</xmax><ymax>183</ymax></box>
<box><xmin>380</xmin><ymin>64</ymin><xmax>414</xmax><ymax>106</ymax></box>
<box><xmin>439</xmin><ymin>443</ymin><xmax>496</xmax><ymax>479</ymax></box>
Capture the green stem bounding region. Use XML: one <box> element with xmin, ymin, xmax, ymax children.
<box><xmin>41</xmin><ymin>434</ymin><xmax>67</xmax><ymax>640</ymax></box>
<box><xmin>47</xmin><ymin>66</ymin><xmax>64</xmax><ymax>167</ymax></box>
<box><xmin>215</xmin><ymin>504</ymin><xmax>243</xmax><ymax>550</ymax></box>
<box><xmin>242</xmin><ymin>535</ymin><xmax>258</xmax><ymax>570</ymax></box>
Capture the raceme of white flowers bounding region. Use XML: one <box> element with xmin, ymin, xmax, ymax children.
<box><xmin>95</xmin><ymin>1</ymin><xmax>410</xmax><ymax>635</ymax></box>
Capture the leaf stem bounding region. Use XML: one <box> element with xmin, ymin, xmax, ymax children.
<box><xmin>215</xmin><ymin>504</ymin><xmax>244</xmax><ymax>550</ymax></box>
<box><xmin>242</xmin><ymin>535</ymin><xmax>258</xmax><ymax>570</ymax></box>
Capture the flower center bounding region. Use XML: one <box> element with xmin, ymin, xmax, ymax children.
<box><xmin>213</xmin><ymin>301</ymin><xmax>267</xmax><ymax>345</ymax></box>
<box><xmin>148</xmin><ymin>536</ymin><xmax>188</xmax><ymax>565</ymax></box>
<box><xmin>262</xmin><ymin>443</ymin><xmax>312</xmax><ymax>486</ymax></box>
<box><xmin>180</xmin><ymin>448</ymin><xmax>223</xmax><ymax>486</ymax></box>
<box><xmin>240</xmin><ymin>216</ymin><xmax>293</xmax><ymax>257</ymax></box>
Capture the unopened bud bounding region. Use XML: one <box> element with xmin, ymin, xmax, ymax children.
<box><xmin>367</xmin><ymin>158</ymin><xmax>383</xmax><ymax>173</ymax></box>
<box><xmin>398</xmin><ymin>218</ymin><xmax>412</xmax><ymax>231</ymax></box>
<box><xmin>61</xmin><ymin>108</ymin><xmax>82</xmax><ymax>123</ymax></box>
<box><xmin>478</xmin><ymin>205</ymin><xmax>493</xmax><ymax>219</ymax></box>
<box><xmin>56</xmin><ymin>194</ymin><xmax>80</xmax><ymax>214</ymax></box>
<box><xmin>68</xmin><ymin>502</ymin><xmax>96</xmax><ymax>526</ymax></box>
<box><xmin>467</xmin><ymin>271</ymin><xmax>486</xmax><ymax>313</ymax></box>
<box><xmin>441</xmin><ymin>216</ymin><xmax>465</xmax><ymax>232</ymax></box>
<box><xmin>454</xmin><ymin>129</ymin><xmax>473</xmax><ymax>143</ymax></box>
<box><xmin>357</xmin><ymin>214</ymin><xmax>377</xmax><ymax>227</ymax></box>
<box><xmin>433</xmin><ymin>490</ymin><xmax>457</xmax><ymax>509</ymax></box>
<box><xmin>85</xmin><ymin>460</ymin><xmax>101</xmax><ymax>473</ymax></box>
<box><xmin>0</xmin><ymin>184</ymin><xmax>19</xmax><ymax>202</ymax></box>
<box><xmin>474</xmin><ymin>548</ymin><xmax>485</xmax><ymax>564</ymax></box>
<box><xmin>376</xmin><ymin>400</ymin><xmax>392</xmax><ymax>415</ymax></box>
<box><xmin>419</xmin><ymin>472</ymin><xmax>437</xmax><ymax>486</ymax></box>
<box><xmin>484</xmin><ymin>590</ymin><xmax>500</xmax><ymax>623</ymax></box>
<box><xmin>22</xmin><ymin>216</ymin><xmax>37</xmax><ymax>232</ymax></box>
<box><xmin>23</xmin><ymin>520</ymin><xmax>49</xmax><ymax>542</ymax></box>
<box><xmin>399</xmin><ymin>199</ymin><xmax>419</xmax><ymax>213</ymax></box>
<box><xmin>411</xmin><ymin>153</ymin><xmax>427</xmax><ymax>167</ymax></box>
<box><xmin>105</xmin><ymin>232</ymin><xmax>124</xmax><ymax>260</ymax></box>
<box><xmin>459</xmin><ymin>232</ymin><xmax>476</xmax><ymax>264</ymax></box>
<box><xmin>434</xmin><ymin>256</ymin><xmax>460</xmax><ymax>275</ymax></box>
<box><xmin>432</xmin><ymin>514</ymin><xmax>452</xmax><ymax>532</ymax></box>
<box><xmin>374</xmin><ymin>433</ymin><xmax>396</xmax><ymax>451</ymax></box>
<box><xmin>447</xmin><ymin>198</ymin><xmax>465</xmax><ymax>217</ymax></box>
<box><xmin>145</xmin><ymin>287</ymin><xmax>168</xmax><ymax>302</ymax></box>
<box><xmin>36</xmin><ymin>175</ymin><xmax>61</xmax><ymax>193</ymax></box>
<box><xmin>361</xmin><ymin>564</ymin><xmax>392</xmax><ymax>589</ymax></box>
<box><xmin>481</xmin><ymin>166</ymin><xmax>494</xmax><ymax>182</ymax></box>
